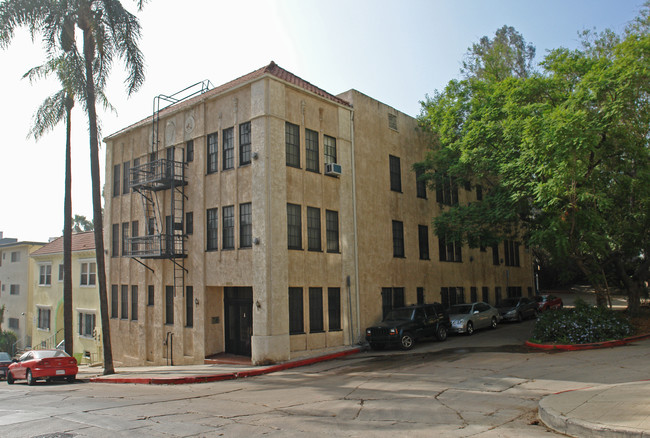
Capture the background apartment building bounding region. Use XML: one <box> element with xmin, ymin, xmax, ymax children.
<box><xmin>30</xmin><ymin>232</ymin><xmax>102</xmax><ymax>363</ymax></box>
<box><xmin>0</xmin><ymin>236</ymin><xmax>45</xmax><ymax>352</ymax></box>
<box><xmin>104</xmin><ymin>62</ymin><xmax>535</xmax><ymax>366</ymax></box>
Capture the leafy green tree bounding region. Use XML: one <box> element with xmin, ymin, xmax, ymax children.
<box><xmin>72</xmin><ymin>214</ymin><xmax>94</xmax><ymax>232</ymax></box>
<box><xmin>417</xmin><ymin>7</ymin><xmax>650</xmax><ymax>312</ymax></box>
<box><xmin>1</xmin><ymin>0</ymin><xmax>147</xmax><ymax>374</ymax></box>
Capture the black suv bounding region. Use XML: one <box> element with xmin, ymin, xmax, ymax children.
<box><xmin>365</xmin><ymin>303</ymin><xmax>450</xmax><ymax>350</ymax></box>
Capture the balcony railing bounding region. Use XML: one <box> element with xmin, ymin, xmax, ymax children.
<box><xmin>130</xmin><ymin>159</ymin><xmax>187</xmax><ymax>191</ymax></box>
<box><xmin>127</xmin><ymin>234</ymin><xmax>186</xmax><ymax>259</ymax></box>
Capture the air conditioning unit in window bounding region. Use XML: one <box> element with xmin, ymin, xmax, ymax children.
<box><xmin>325</xmin><ymin>162</ymin><xmax>342</xmax><ymax>176</ymax></box>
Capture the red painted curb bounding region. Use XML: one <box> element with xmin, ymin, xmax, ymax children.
<box><xmin>89</xmin><ymin>347</ymin><xmax>362</xmax><ymax>385</ymax></box>
<box><xmin>525</xmin><ymin>332</ymin><xmax>650</xmax><ymax>351</ymax></box>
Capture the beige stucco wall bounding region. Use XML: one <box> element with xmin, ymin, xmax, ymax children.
<box><xmin>104</xmin><ymin>74</ymin><xmax>534</xmax><ymax>367</ymax></box>
<box><xmin>338</xmin><ymin>89</ymin><xmax>535</xmax><ymax>333</ymax></box>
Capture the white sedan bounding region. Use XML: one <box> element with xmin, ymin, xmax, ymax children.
<box><xmin>448</xmin><ymin>302</ymin><xmax>501</xmax><ymax>335</ymax></box>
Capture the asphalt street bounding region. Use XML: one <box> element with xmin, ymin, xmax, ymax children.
<box><xmin>1</xmin><ymin>316</ymin><xmax>648</xmax><ymax>437</ymax></box>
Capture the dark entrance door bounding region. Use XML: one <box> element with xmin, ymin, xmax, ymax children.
<box><xmin>224</xmin><ymin>287</ymin><xmax>253</xmax><ymax>356</ymax></box>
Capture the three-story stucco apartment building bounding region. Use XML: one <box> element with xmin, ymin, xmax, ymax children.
<box><xmin>104</xmin><ymin>62</ymin><xmax>535</xmax><ymax>366</ymax></box>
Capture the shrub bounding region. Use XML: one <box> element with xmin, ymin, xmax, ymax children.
<box><xmin>0</xmin><ymin>330</ymin><xmax>17</xmax><ymax>354</ymax></box>
<box><xmin>530</xmin><ymin>299</ymin><xmax>633</xmax><ymax>344</ymax></box>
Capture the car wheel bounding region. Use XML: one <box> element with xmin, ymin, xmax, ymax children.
<box><xmin>517</xmin><ymin>312</ymin><xmax>523</xmax><ymax>323</ymax></box>
<box><xmin>6</xmin><ymin>372</ymin><xmax>14</xmax><ymax>385</ymax></box>
<box><xmin>66</xmin><ymin>375</ymin><xmax>76</xmax><ymax>383</ymax></box>
<box><xmin>491</xmin><ymin>316</ymin><xmax>498</xmax><ymax>329</ymax></box>
<box><xmin>435</xmin><ymin>325</ymin><xmax>448</xmax><ymax>341</ymax></box>
<box><xmin>369</xmin><ymin>343</ymin><xmax>384</xmax><ymax>351</ymax></box>
<box><xmin>466</xmin><ymin>321</ymin><xmax>474</xmax><ymax>335</ymax></box>
<box><xmin>26</xmin><ymin>369</ymin><xmax>35</xmax><ymax>386</ymax></box>
<box><xmin>400</xmin><ymin>333</ymin><xmax>414</xmax><ymax>350</ymax></box>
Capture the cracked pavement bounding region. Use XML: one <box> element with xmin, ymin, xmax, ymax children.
<box><xmin>1</xmin><ymin>319</ymin><xmax>649</xmax><ymax>437</ymax></box>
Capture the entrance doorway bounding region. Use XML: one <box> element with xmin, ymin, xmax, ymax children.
<box><xmin>224</xmin><ymin>287</ymin><xmax>253</xmax><ymax>356</ymax></box>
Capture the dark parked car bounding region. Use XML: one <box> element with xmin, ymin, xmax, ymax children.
<box><xmin>0</xmin><ymin>352</ymin><xmax>12</xmax><ymax>379</ymax></box>
<box><xmin>497</xmin><ymin>297</ymin><xmax>538</xmax><ymax>322</ymax></box>
<box><xmin>534</xmin><ymin>294</ymin><xmax>563</xmax><ymax>311</ymax></box>
<box><xmin>365</xmin><ymin>303</ymin><xmax>450</xmax><ymax>350</ymax></box>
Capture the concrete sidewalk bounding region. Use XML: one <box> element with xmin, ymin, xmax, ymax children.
<box><xmin>78</xmin><ymin>346</ymin><xmax>362</xmax><ymax>385</ymax></box>
<box><xmin>539</xmin><ymin>381</ymin><xmax>650</xmax><ymax>437</ymax></box>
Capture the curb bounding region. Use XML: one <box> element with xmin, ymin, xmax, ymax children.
<box><xmin>538</xmin><ymin>383</ymin><xmax>650</xmax><ymax>438</ymax></box>
<box><xmin>525</xmin><ymin>332</ymin><xmax>650</xmax><ymax>351</ymax></box>
<box><xmin>88</xmin><ymin>347</ymin><xmax>362</xmax><ymax>385</ymax></box>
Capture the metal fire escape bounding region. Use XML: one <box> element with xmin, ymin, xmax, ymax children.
<box><xmin>127</xmin><ymin>80</ymin><xmax>213</xmax><ymax>298</ymax></box>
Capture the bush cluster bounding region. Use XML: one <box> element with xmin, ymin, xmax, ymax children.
<box><xmin>531</xmin><ymin>299</ymin><xmax>633</xmax><ymax>344</ymax></box>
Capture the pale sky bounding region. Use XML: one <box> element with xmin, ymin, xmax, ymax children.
<box><xmin>0</xmin><ymin>0</ymin><xmax>643</xmax><ymax>242</ymax></box>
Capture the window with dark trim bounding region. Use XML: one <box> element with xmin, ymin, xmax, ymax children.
<box><xmin>223</xmin><ymin>127</ymin><xmax>234</xmax><ymax>170</ymax></box>
<box><xmin>240</xmin><ymin>203</ymin><xmax>252</xmax><ymax>248</ymax></box>
<box><xmin>287</xmin><ymin>203</ymin><xmax>302</xmax><ymax>250</ymax></box>
<box><xmin>131</xmin><ymin>285</ymin><xmax>138</xmax><ymax>321</ymax></box>
<box><xmin>416</xmin><ymin>167</ymin><xmax>427</xmax><ymax>199</ymax></box>
<box><xmin>131</xmin><ymin>220</ymin><xmax>139</xmax><ymax>254</ymax></box>
<box><xmin>121</xmin><ymin>222</ymin><xmax>129</xmax><ymax>256</ymax></box>
<box><xmin>186</xmin><ymin>139</ymin><xmax>194</xmax><ymax>162</ymax></box>
<box><xmin>305</xmin><ymin>128</ymin><xmax>319</xmax><ymax>172</ymax></box>
<box><xmin>78</xmin><ymin>312</ymin><xmax>95</xmax><ymax>337</ymax></box>
<box><xmin>324</xmin><ymin>135</ymin><xmax>337</xmax><ymax>164</ymax></box>
<box><xmin>504</xmin><ymin>240</ymin><xmax>520</xmax><ymax>267</ymax></box>
<box><xmin>388</xmin><ymin>113</ymin><xmax>398</xmax><ymax>130</ymax></box>
<box><xmin>439</xmin><ymin>236</ymin><xmax>462</xmax><ymax>262</ymax></box>
<box><xmin>495</xmin><ymin>286</ymin><xmax>502</xmax><ymax>305</ymax></box>
<box><xmin>507</xmin><ymin>286</ymin><xmax>522</xmax><ymax>298</ymax></box>
<box><xmin>326</xmin><ymin>210</ymin><xmax>339</xmax><ymax>253</ymax></box>
<box><xmin>308</xmin><ymin>287</ymin><xmax>324</xmax><ymax>333</ymax></box>
<box><xmin>381</xmin><ymin>287</ymin><xmax>405</xmax><ymax>318</ymax></box>
<box><xmin>492</xmin><ymin>244</ymin><xmax>500</xmax><ymax>265</ymax></box>
<box><xmin>147</xmin><ymin>285</ymin><xmax>154</xmax><ymax>306</ymax></box>
<box><xmin>286</xmin><ymin>122</ymin><xmax>300</xmax><ymax>168</ymax></box>
<box><xmin>207</xmin><ymin>132</ymin><xmax>218</xmax><ymax>174</ymax></box>
<box><xmin>482</xmin><ymin>286</ymin><xmax>489</xmax><ymax>303</ymax></box>
<box><xmin>207</xmin><ymin>208</ymin><xmax>218</xmax><ymax>251</ymax></box>
<box><xmin>289</xmin><ymin>287</ymin><xmax>304</xmax><ymax>334</ymax></box>
<box><xmin>37</xmin><ymin>307</ymin><xmax>51</xmax><ymax>330</ymax></box>
<box><xmin>418</xmin><ymin>225</ymin><xmax>429</xmax><ymax>260</ymax></box>
<box><xmin>436</xmin><ymin>175</ymin><xmax>459</xmax><ymax>206</ymax></box>
<box><xmin>122</xmin><ymin>161</ymin><xmax>130</xmax><ymax>195</ymax></box>
<box><xmin>307</xmin><ymin>207</ymin><xmax>321</xmax><ymax>251</ymax></box>
<box><xmin>121</xmin><ymin>285</ymin><xmax>128</xmax><ymax>319</ymax></box>
<box><xmin>222</xmin><ymin>205</ymin><xmax>235</xmax><ymax>250</ymax></box>
<box><xmin>440</xmin><ymin>286</ymin><xmax>465</xmax><ymax>308</ymax></box>
<box><xmin>239</xmin><ymin>122</ymin><xmax>251</xmax><ymax>165</ymax></box>
<box><xmin>470</xmin><ymin>286</ymin><xmax>478</xmax><ymax>303</ymax></box>
<box><xmin>328</xmin><ymin>287</ymin><xmax>341</xmax><ymax>331</ymax></box>
<box><xmin>39</xmin><ymin>264</ymin><xmax>52</xmax><ymax>285</ymax></box>
<box><xmin>389</xmin><ymin>155</ymin><xmax>402</xmax><ymax>192</ymax></box>
<box><xmin>186</xmin><ymin>286</ymin><xmax>193</xmax><ymax>327</ymax></box>
<box><xmin>113</xmin><ymin>164</ymin><xmax>120</xmax><ymax>197</ymax></box>
<box><xmin>392</xmin><ymin>220</ymin><xmax>405</xmax><ymax>258</ymax></box>
<box><xmin>417</xmin><ymin>287</ymin><xmax>424</xmax><ymax>305</ymax></box>
<box><xmin>111</xmin><ymin>285</ymin><xmax>118</xmax><ymax>318</ymax></box>
<box><xmin>165</xmin><ymin>286</ymin><xmax>174</xmax><ymax>325</ymax></box>
<box><xmin>185</xmin><ymin>212</ymin><xmax>193</xmax><ymax>235</ymax></box>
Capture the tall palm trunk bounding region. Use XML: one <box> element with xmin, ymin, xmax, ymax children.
<box><xmin>82</xmin><ymin>24</ymin><xmax>114</xmax><ymax>375</ymax></box>
<box><xmin>63</xmin><ymin>94</ymin><xmax>73</xmax><ymax>357</ymax></box>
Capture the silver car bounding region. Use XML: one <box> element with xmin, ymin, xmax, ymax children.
<box><xmin>448</xmin><ymin>302</ymin><xmax>501</xmax><ymax>335</ymax></box>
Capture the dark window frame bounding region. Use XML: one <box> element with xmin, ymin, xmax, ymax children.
<box><xmin>239</xmin><ymin>122</ymin><xmax>251</xmax><ymax>166</ymax></box>
<box><xmin>113</xmin><ymin>164</ymin><xmax>120</xmax><ymax>197</ymax></box>
<box><xmin>392</xmin><ymin>220</ymin><xmax>405</xmax><ymax>258</ymax></box>
<box><xmin>131</xmin><ymin>285</ymin><xmax>138</xmax><ymax>321</ymax></box>
<box><xmin>327</xmin><ymin>287</ymin><xmax>341</xmax><ymax>331</ymax></box>
<box><xmin>307</xmin><ymin>207</ymin><xmax>322</xmax><ymax>252</ymax></box>
<box><xmin>186</xmin><ymin>139</ymin><xmax>194</xmax><ymax>162</ymax></box>
<box><xmin>111</xmin><ymin>285</ymin><xmax>118</xmax><ymax>318</ymax></box>
<box><xmin>416</xmin><ymin>167</ymin><xmax>427</xmax><ymax>199</ymax></box>
<box><xmin>439</xmin><ymin>236</ymin><xmax>462</xmax><ymax>262</ymax></box>
<box><xmin>324</xmin><ymin>135</ymin><xmax>337</xmax><ymax>164</ymax></box>
<box><xmin>207</xmin><ymin>132</ymin><xmax>218</xmax><ymax>174</ymax></box>
<box><xmin>222</xmin><ymin>127</ymin><xmax>234</xmax><ymax>170</ymax></box>
<box><xmin>120</xmin><ymin>285</ymin><xmax>128</xmax><ymax>319</ymax></box>
<box><xmin>239</xmin><ymin>203</ymin><xmax>252</xmax><ymax>248</ymax></box>
<box><xmin>308</xmin><ymin>287</ymin><xmax>324</xmax><ymax>333</ymax></box>
<box><xmin>165</xmin><ymin>286</ymin><xmax>174</xmax><ymax>325</ymax></box>
<box><xmin>389</xmin><ymin>155</ymin><xmax>402</xmax><ymax>192</ymax></box>
<box><xmin>207</xmin><ymin>208</ymin><xmax>218</xmax><ymax>251</ymax></box>
<box><xmin>287</xmin><ymin>203</ymin><xmax>302</xmax><ymax>250</ymax></box>
<box><xmin>285</xmin><ymin>122</ymin><xmax>300</xmax><ymax>168</ymax></box>
<box><xmin>305</xmin><ymin>128</ymin><xmax>319</xmax><ymax>172</ymax></box>
<box><xmin>418</xmin><ymin>225</ymin><xmax>430</xmax><ymax>260</ymax></box>
<box><xmin>222</xmin><ymin>205</ymin><xmax>235</xmax><ymax>250</ymax></box>
<box><xmin>185</xmin><ymin>286</ymin><xmax>193</xmax><ymax>327</ymax></box>
<box><xmin>326</xmin><ymin>210</ymin><xmax>339</xmax><ymax>253</ymax></box>
<box><xmin>289</xmin><ymin>287</ymin><xmax>304</xmax><ymax>334</ymax></box>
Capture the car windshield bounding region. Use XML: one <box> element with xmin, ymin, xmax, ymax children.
<box><xmin>499</xmin><ymin>298</ymin><xmax>520</xmax><ymax>307</ymax></box>
<box><xmin>384</xmin><ymin>308</ymin><xmax>414</xmax><ymax>321</ymax></box>
<box><xmin>0</xmin><ymin>352</ymin><xmax>11</xmax><ymax>361</ymax></box>
<box><xmin>33</xmin><ymin>350</ymin><xmax>70</xmax><ymax>359</ymax></box>
<box><xmin>449</xmin><ymin>304</ymin><xmax>473</xmax><ymax>314</ymax></box>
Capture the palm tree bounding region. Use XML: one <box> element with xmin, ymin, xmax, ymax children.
<box><xmin>1</xmin><ymin>0</ymin><xmax>146</xmax><ymax>375</ymax></box>
<box><xmin>24</xmin><ymin>53</ymin><xmax>81</xmax><ymax>358</ymax></box>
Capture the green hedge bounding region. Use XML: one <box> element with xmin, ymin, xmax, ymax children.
<box><xmin>0</xmin><ymin>331</ymin><xmax>17</xmax><ymax>354</ymax></box>
<box><xmin>530</xmin><ymin>299</ymin><xmax>633</xmax><ymax>344</ymax></box>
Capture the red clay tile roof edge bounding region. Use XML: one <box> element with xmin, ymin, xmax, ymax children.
<box><xmin>30</xmin><ymin>231</ymin><xmax>96</xmax><ymax>256</ymax></box>
<box><xmin>105</xmin><ymin>61</ymin><xmax>352</xmax><ymax>140</ymax></box>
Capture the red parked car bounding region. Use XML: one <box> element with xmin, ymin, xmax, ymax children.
<box><xmin>7</xmin><ymin>349</ymin><xmax>77</xmax><ymax>385</ymax></box>
<box><xmin>535</xmin><ymin>294</ymin><xmax>563</xmax><ymax>311</ymax></box>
